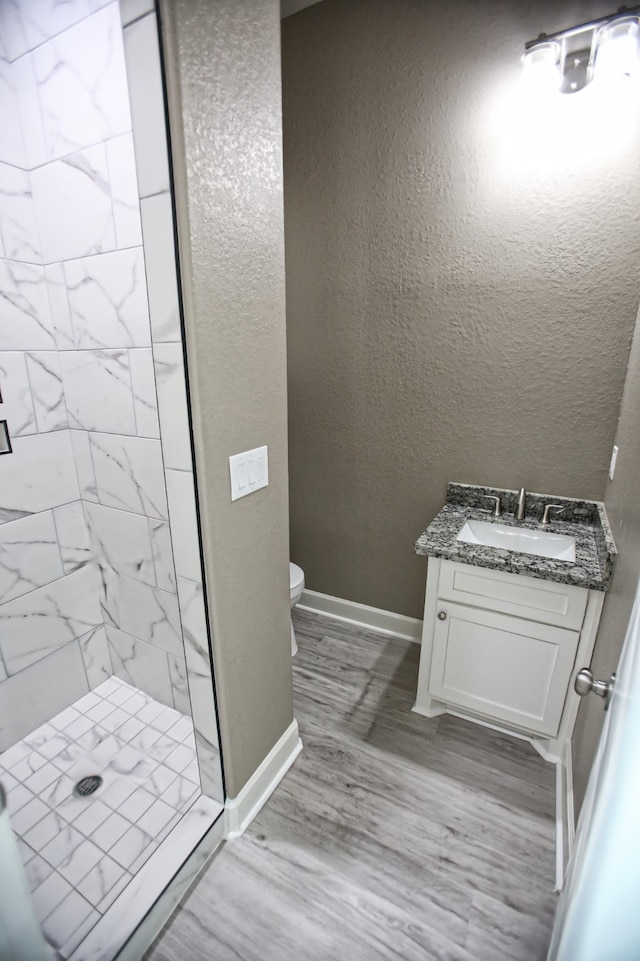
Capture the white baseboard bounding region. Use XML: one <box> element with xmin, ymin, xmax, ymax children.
<box><xmin>297</xmin><ymin>589</ymin><xmax>423</xmax><ymax>643</ymax></box>
<box><xmin>225</xmin><ymin>720</ymin><xmax>302</xmax><ymax>839</ymax></box>
<box><xmin>555</xmin><ymin>741</ymin><xmax>574</xmax><ymax>892</ymax></box>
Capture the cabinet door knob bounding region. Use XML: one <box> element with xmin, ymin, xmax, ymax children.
<box><xmin>437</xmin><ymin>611</ymin><xmax>447</xmax><ymax>621</ymax></box>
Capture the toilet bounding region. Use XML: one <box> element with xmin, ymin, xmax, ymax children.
<box><xmin>289</xmin><ymin>562</ymin><xmax>305</xmax><ymax>656</ymax></box>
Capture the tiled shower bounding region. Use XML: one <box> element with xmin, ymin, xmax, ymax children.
<box><xmin>0</xmin><ymin>1</ymin><xmax>224</xmax><ymax>956</ymax></box>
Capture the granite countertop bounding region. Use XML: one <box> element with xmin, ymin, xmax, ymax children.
<box><xmin>415</xmin><ymin>483</ymin><xmax>617</xmax><ymax>591</ymax></box>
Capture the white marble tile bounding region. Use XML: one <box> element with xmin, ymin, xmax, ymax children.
<box><xmin>0</xmin><ymin>564</ymin><xmax>102</xmax><ymax>675</ymax></box>
<box><xmin>102</xmin><ymin>572</ymin><xmax>182</xmax><ymax>658</ymax></box>
<box><xmin>106</xmin><ymin>625</ymin><xmax>174</xmax><ymax>707</ymax></box>
<box><xmin>53</xmin><ymin>502</ymin><xmax>92</xmax><ymax>574</ymax></box>
<box><xmin>0</xmin><ymin>643</ymin><xmax>89</xmax><ymax>753</ymax></box>
<box><xmin>69</xmin><ymin>430</ymin><xmax>98</xmax><ymax>503</ymax></box>
<box><xmin>31</xmin><ymin>145</ymin><xmax>116</xmax><ymax>263</ymax></box>
<box><xmin>129</xmin><ymin>347</ymin><xmax>159</xmax><ymax>438</ymax></box>
<box><xmin>90</xmin><ymin>810</ymin><xmax>130</xmax><ymax>851</ymax></box>
<box><xmin>72</xmin><ymin>800</ymin><xmax>112</xmax><ymax>838</ymax></box>
<box><xmin>31</xmin><ymin>871</ymin><xmax>73</xmax><ymax>924</ymax></box>
<box><xmin>139</xmin><ymin>192</ymin><xmax>180</xmax><ymax>343</ymax></box>
<box><xmin>106</xmin><ymin>133</ymin><xmax>142</xmax><ymax>249</ymax></box>
<box><xmin>49</xmin><ymin>707</ymin><xmax>82</xmax><ymax>732</ymax></box>
<box><xmin>90</xmin><ymin>432</ymin><xmax>167</xmax><ymax>520</ymax></box>
<box><xmin>64</xmin><ymin>247</ymin><xmax>151</xmax><ymax>349</ymax></box>
<box><xmin>79</xmin><ymin>626</ymin><xmax>113</xmax><ymax>689</ymax></box>
<box><xmin>0</xmin><ymin>431</ymin><xmax>80</xmax><ymax>518</ymax></box>
<box><xmin>24</xmin><ymin>853</ymin><xmax>55</xmax><ymax>893</ymax></box>
<box><xmin>11</xmin><ymin>53</ymin><xmax>47</xmax><ymax>169</ymax></box>
<box><xmin>72</xmin><ymin>796</ymin><xmax>222</xmax><ymax>961</ymax></box>
<box><xmin>0</xmin><ymin>261</ymin><xmax>54</xmax><ymax>351</ymax></box>
<box><xmin>109</xmin><ymin>823</ymin><xmax>152</xmax><ymax>869</ymax></box>
<box><xmin>75</xmin><ymin>854</ymin><xmax>126</xmax><ymax>909</ymax></box>
<box><xmin>10</xmin><ymin>795</ymin><xmax>50</xmax><ymax>834</ymax></box>
<box><xmin>119</xmin><ymin>786</ymin><xmax>155</xmax><ymax>821</ymax></box>
<box><xmin>159</xmin><ymin>774</ymin><xmax>199</xmax><ymax>812</ymax></box>
<box><xmin>42</xmin><ymin>888</ymin><xmax>95</xmax><ymax>956</ymax></box>
<box><xmin>0</xmin><ymin>162</ymin><xmax>42</xmax><ymax>262</ymax></box>
<box><xmin>167</xmin><ymin>655</ymin><xmax>190</xmax><ymax>716</ymax></box>
<box><xmin>152</xmin><ymin>343</ymin><xmax>191</xmax><ymax>470</ymax></box>
<box><xmin>119</xmin><ymin>0</ymin><xmax>154</xmax><ymax>27</ymax></box>
<box><xmin>0</xmin><ymin>0</ymin><xmax>112</xmax><ymax>63</ymax></box>
<box><xmin>34</xmin><ymin>4</ymin><xmax>131</xmax><ymax>162</ymax></box>
<box><xmin>149</xmin><ymin>519</ymin><xmax>175</xmax><ymax>593</ymax></box>
<box><xmin>56</xmin><ymin>838</ymin><xmax>104</xmax><ymax>886</ymax></box>
<box><xmin>123</xmin><ymin>13</ymin><xmax>170</xmax><ymax>199</ymax></box>
<box><xmin>84</xmin><ymin>501</ymin><xmax>154</xmax><ymax>586</ymax></box>
<box><xmin>24</xmin><ymin>810</ymin><xmax>66</xmax><ymax>853</ymax></box>
<box><xmin>0</xmin><ymin>60</ymin><xmax>26</xmax><ymax>166</ymax></box>
<box><xmin>0</xmin><ymin>510</ymin><xmax>63</xmax><ymax>604</ymax></box>
<box><xmin>165</xmin><ymin>471</ymin><xmax>200</xmax><ymax>582</ymax></box>
<box><xmin>25</xmin><ymin>351</ymin><xmax>68</xmax><ymax>431</ymax></box>
<box><xmin>44</xmin><ymin>264</ymin><xmax>75</xmax><ymax>350</ymax></box>
<box><xmin>0</xmin><ymin>351</ymin><xmax>37</xmax><ymax>436</ymax></box>
<box><xmin>60</xmin><ymin>349</ymin><xmax>136</xmax><ymax>433</ymax></box>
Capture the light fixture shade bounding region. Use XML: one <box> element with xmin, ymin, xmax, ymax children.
<box><xmin>593</xmin><ymin>17</ymin><xmax>640</xmax><ymax>84</ymax></box>
<box><xmin>522</xmin><ymin>41</ymin><xmax>562</xmax><ymax>94</ymax></box>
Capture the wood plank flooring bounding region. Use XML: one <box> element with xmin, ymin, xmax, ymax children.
<box><xmin>146</xmin><ymin>609</ymin><xmax>557</xmax><ymax>961</ymax></box>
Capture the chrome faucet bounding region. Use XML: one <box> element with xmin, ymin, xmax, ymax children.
<box><xmin>515</xmin><ymin>488</ymin><xmax>526</xmax><ymax>521</ymax></box>
<box><xmin>542</xmin><ymin>503</ymin><xmax>565</xmax><ymax>525</ymax></box>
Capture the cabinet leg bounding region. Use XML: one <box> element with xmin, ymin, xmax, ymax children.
<box><xmin>412</xmin><ymin>697</ymin><xmax>447</xmax><ymax>719</ymax></box>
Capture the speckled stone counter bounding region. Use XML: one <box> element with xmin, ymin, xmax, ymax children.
<box><xmin>415</xmin><ymin>483</ymin><xmax>616</xmax><ymax>591</ymax></box>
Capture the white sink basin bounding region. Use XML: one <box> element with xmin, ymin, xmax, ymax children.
<box><xmin>456</xmin><ymin>520</ymin><xmax>576</xmax><ymax>562</ymax></box>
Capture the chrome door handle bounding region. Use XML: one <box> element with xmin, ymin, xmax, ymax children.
<box><xmin>574</xmin><ymin>668</ymin><xmax>616</xmax><ymax>709</ymax></box>
<box><xmin>437</xmin><ymin>611</ymin><xmax>447</xmax><ymax>621</ymax></box>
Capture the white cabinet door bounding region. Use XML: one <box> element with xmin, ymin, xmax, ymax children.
<box><xmin>430</xmin><ymin>602</ymin><xmax>580</xmax><ymax>737</ymax></box>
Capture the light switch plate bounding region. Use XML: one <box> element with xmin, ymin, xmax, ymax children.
<box><xmin>229</xmin><ymin>445</ymin><xmax>268</xmax><ymax>501</ymax></box>
<box><xmin>609</xmin><ymin>444</ymin><xmax>619</xmax><ymax>481</ymax></box>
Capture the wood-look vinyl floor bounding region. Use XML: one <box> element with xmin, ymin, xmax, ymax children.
<box><xmin>146</xmin><ymin>609</ymin><xmax>557</xmax><ymax>961</ymax></box>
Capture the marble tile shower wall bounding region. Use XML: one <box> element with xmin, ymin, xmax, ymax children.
<box><xmin>0</xmin><ymin>2</ymin><xmax>221</xmax><ymax>796</ymax></box>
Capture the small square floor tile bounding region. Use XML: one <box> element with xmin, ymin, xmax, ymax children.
<box><xmin>41</xmin><ymin>889</ymin><xmax>94</xmax><ymax>953</ymax></box>
<box><xmin>137</xmin><ymin>799</ymin><xmax>175</xmax><ymax>837</ymax></box>
<box><xmin>73</xmin><ymin>799</ymin><xmax>112</xmax><ymax>837</ymax></box>
<box><xmin>6</xmin><ymin>783</ymin><xmax>35</xmax><ymax>816</ymax></box>
<box><xmin>109</xmin><ymin>824</ymin><xmax>153</xmax><ymax>869</ymax></box>
<box><xmin>49</xmin><ymin>707</ymin><xmax>81</xmax><ymax>732</ymax></box>
<box><xmin>31</xmin><ymin>871</ymin><xmax>73</xmax><ymax>923</ymax></box>
<box><xmin>91</xmin><ymin>810</ymin><xmax>131</xmax><ymax>852</ymax></box>
<box><xmin>164</xmin><ymin>744</ymin><xmax>194</xmax><ymax>775</ymax></box>
<box><xmin>57</xmin><ymin>839</ymin><xmax>104</xmax><ymax>886</ymax></box>
<box><xmin>73</xmin><ymin>692</ymin><xmax>102</xmax><ymax>714</ymax></box>
<box><xmin>120</xmin><ymin>787</ymin><xmax>156</xmax><ymax>821</ymax></box>
<box><xmin>24</xmin><ymin>762</ymin><xmax>64</xmax><ymax>795</ymax></box>
<box><xmin>75</xmin><ymin>854</ymin><xmax>126</xmax><ymax>908</ymax></box>
<box><xmin>1</xmin><ymin>740</ymin><xmax>30</xmax><ymax>769</ymax></box>
<box><xmin>24</xmin><ymin>854</ymin><xmax>55</xmax><ymax>893</ymax></box>
<box><xmin>11</xmin><ymin>796</ymin><xmax>50</xmax><ymax>834</ymax></box>
<box><xmin>24</xmin><ymin>811</ymin><xmax>66</xmax><ymax>852</ymax></box>
<box><xmin>12</xmin><ymin>751</ymin><xmax>48</xmax><ymax>782</ymax></box>
<box><xmin>41</xmin><ymin>825</ymin><xmax>85</xmax><ymax>869</ymax></box>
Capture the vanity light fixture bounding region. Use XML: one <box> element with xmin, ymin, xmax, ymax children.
<box><xmin>523</xmin><ymin>6</ymin><xmax>640</xmax><ymax>95</ymax></box>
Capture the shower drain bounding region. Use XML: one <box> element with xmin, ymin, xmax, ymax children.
<box><xmin>73</xmin><ymin>775</ymin><xmax>103</xmax><ymax>798</ymax></box>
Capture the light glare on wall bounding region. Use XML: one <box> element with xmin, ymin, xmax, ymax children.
<box><xmin>523</xmin><ymin>8</ymin><xmax>640</xmax><ymax>96</ymax></box>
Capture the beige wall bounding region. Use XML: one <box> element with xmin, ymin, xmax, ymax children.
<box><xmin>282</xmin><ymin>0</ymin><xmax>640</xmax><ymax>619</ymax></box>
<box><xmin>572</xmin><ymin>307</ymin><xmax>640</xmax><ymax>811</ymax></box>
<box><xmin>159</xmin><ymin>0</ymin><xmax>293</xmax><ymax>797</ymax></box>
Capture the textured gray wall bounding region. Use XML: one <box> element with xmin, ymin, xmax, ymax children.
<box><xmin>159</xmin><ymin>0</ymin><xmax>293</xmax><ymax>796</ymax></box>
<box><xmin>572</xmin><ymin>307</ymin><xmax>640</xmax><ymax>811</ymax></box>
<box><xmin>282</xmin><ymin>0</ymin><xmax>640</xmax><ymax>619</ymax></box>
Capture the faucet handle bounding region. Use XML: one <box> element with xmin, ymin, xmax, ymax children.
<box><xmin>542</xmin><ymin>503</ymin><xmax>565</xmax><ymax>525</ymax></box>
<box><xmin>482</xmin><ymin>495</ymin><xmax>502</xmax><ymax>517</ymax></box>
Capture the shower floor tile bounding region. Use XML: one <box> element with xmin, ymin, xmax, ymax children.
<box><xmin>0</xmin><ymin>676</ymin><xmax>203</xmax><ymax>958</ymax></box>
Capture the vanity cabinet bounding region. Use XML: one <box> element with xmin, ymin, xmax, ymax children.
<box><xmin>413</xmin><ymin>558</ymin><xmax>604</xmax><ymax>758</ymax></box>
